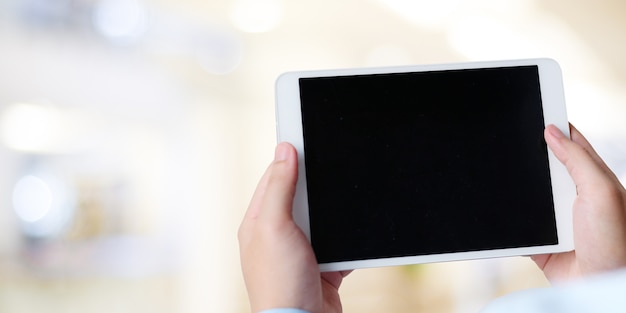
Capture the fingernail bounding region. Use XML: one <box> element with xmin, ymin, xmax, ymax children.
<box><xmin>548</xmin><ymin>125</ymin><xmax>565</xmax><ymax>139</ymax></box>
<box><xmin>274</xmin><ymin>143</ymin><xmax>290</xmax><ymax>161</ymax></box>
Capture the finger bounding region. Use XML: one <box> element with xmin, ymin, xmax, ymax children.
<box><xmin>530</xmin><ymin>254</ymin><xmax>550</xmax><ymax>270</ymax></box>
<box><xmin>568</xmin><ymin>124</ymin><xmax>618</xmax><ymax>179</ymax></box>
<box><xmin>321</xmin><ymin>270</ymin><xmax>353</xmax><ymax>290</ymax></box>
<box><xmin>544</xmin><ymin>124</ymin><xmax>612</xmax><ymax>188</ymax></box>
<box><xmin>258</xmin><ymin>142</ymin><xmax>298</xmax><ymax>223</ymax></box>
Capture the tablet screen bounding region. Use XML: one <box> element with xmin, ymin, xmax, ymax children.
<box><xmin>298</xmin><ymin>66</ymin><xmax>558</xmax><ymax>264</ymax></box>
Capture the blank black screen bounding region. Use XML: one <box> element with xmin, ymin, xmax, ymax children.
<box><xmin>299</xmin><ymin>66</ymin><xmax>558</xmax><ymax>264</ymax></box>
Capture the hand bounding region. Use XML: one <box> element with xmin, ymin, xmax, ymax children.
<box><xmin>532</xmin><ymin>124</ymin><xmax>626</xmax><ymax>281</ymax></box>
<box><xmin>238</xmin><ymin>142</ymin><xmax>351</xmax><ymax>313</ymax></box>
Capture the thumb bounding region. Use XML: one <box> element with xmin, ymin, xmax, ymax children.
<box><xmin>258</xmin><ymin>142</ymin><xmax>299</xmax><ymax>223</ymax></box>
<box><xmin>544</xmin><ymin>124</ymin><xmax>612</xmax><ymax>190</ymax></box>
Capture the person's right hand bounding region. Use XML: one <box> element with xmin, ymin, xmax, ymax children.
<box><xmin>532</xmin><ymin>124</ymin><xmax>626</xmax><ymax>282</ymax></box>
<box><xmin>238</xmin><ymin>143</ymin><xmax>350</xmax><ymax>313</ymax></box>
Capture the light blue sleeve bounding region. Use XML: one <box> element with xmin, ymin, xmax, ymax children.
<box><xmin>480</xmin><ymin>268</ymin><xmax>626</xmax><ymax>313</ymax></box>
<box><xmin>258</xmin><ymin>309</ymin><xmax>310</xmax><ymax>313</ymax></box>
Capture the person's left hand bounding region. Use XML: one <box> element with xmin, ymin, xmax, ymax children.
<box><xmin>238</xmin><ymin>142</ymin><xmax>351</xmax><ymax>313</ymax></box>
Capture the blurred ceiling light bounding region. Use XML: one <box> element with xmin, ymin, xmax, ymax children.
<box><xmin>93</xmin><ymin>0</ymin><xmax>147</xmax><ymax>44</ymax></box>
<box><xmin>374</xmin><ymin>0</ymin><xmax>461</xmax><ymax>30</ymax></box>
<box><xmin>0</xmin><ymin>103</ymin><xmax>70</xmax><ymax>153</ymax></box>
<box><xmin>0</xmin><ymin>102</ymin><xmax>94</xmax><ymax>154</ymax></box>
<box><xmin>12</xmin><ymin>170</ymin><xmax>76</xmax><ymax>238</ymax></box>
<box><xmin>13</xmin><ymin>175</ymin><xmax>53</xmax><ymax>223</ymax></box>
<box><xmin>230</xmin><ymin>0</ymin><xmax>284</xmax><ymax>33</ymax></box>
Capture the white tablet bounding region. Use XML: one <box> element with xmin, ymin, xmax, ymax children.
<box><xmin>275</xmin><ymin>58</ymin><xmax>575</xmax><ymax>272</ymax></box>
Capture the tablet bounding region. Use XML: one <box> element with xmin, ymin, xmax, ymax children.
<box><xmin>275</xmin><ymin>58</ymin><xmax>575</xmax><ymax>272</ymax></box>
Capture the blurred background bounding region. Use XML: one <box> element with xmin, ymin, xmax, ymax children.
<box><xmin>0</xmin><ymin>0</ymin><xmax>625</xmax><ymax>312</ymax></box>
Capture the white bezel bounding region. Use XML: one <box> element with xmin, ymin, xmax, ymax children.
<box><xmin>275</xmin><ymin>58</ymin><xmax>574</xmax><ymax>272</ymax></box>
